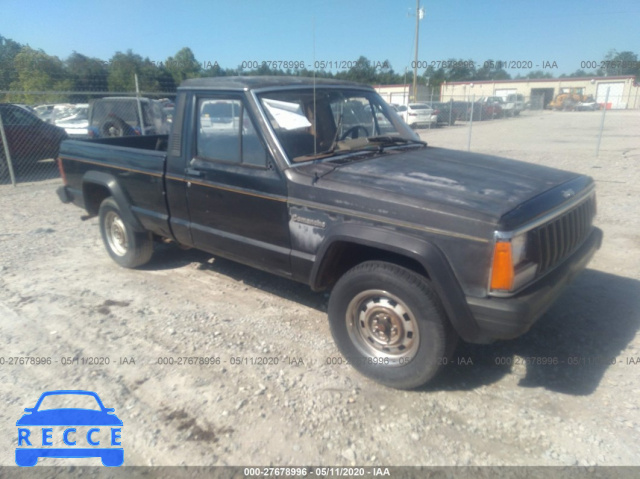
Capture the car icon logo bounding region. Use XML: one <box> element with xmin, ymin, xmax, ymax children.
<box><xmin>16</xmin><ymin>390</ymin><xmax>123</xmax><ymax>467</ymax></box>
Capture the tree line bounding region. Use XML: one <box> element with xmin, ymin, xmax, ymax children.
<box><xmin>0</xmin><ymin>34</ymin><xmax>638</xmax><ymax>104</ymax></box>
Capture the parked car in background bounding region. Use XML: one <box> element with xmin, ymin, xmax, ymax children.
<box><xmin>157</xmin><ymin>98</ymin><xmax>175</xmax><ymax>124</ymax></box>
<box><xmin>502</xmin><ymin>94</ymin><xmax>525</xmax><ymax>116</ymax></box>
<box><xmin>396</xmin><ymin>103</ymin><xmax>437</xmax><ymax>128</ymax></box>
<box><xmin>467</xmin><ymin>97</ymin><xmax>504</xmax><ymax>120</ymax></box>
<box><xmin>449</xmin><ymin>101</ymin><xmax>472</xmax><ymax>122</ymax></box>
<box><xmin>0</xmin><ymin>103</ymin><xmax>67</xmax><ymax>168</ymax></box>
<box><xmin>575</xmin><ymin>96</ymin><xmax>600</xmax><ymax>111</ymax></box>
<box><xmin>13</xmin><ymin>104</ymin><xmax>36</xmax><ymax>114</ymax></box>
<box><xmin>426</xmin><ymin>102</ymin><xmax>458</xmax><ymax>126</ymax></box>
<box><xmin>33</xmin><ymin>104</ymin><xmax>56</xmax><ymax>123</ymax></box>
<box><xmin>88</xmin><ymin>97</ymin><xmax>170</xmax><ymax>138</ymax></box>
<box><xmin>199</xmin><ymin>98</ymin><xmax>242</xmax><ymax>134</ymax></box>
<box><xmin>53</xmin><ymin>104</ymin><xmax>89</xmax><ymax>138</ymax></box>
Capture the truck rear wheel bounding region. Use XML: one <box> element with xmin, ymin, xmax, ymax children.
<box><xmin>98</xmin><ymin>197</ymin><xmax>153</xmax><ymax>268</ymax></box>
<box><xmin>328</xmin><ymin>261</ymin><xmax>456</xmax><ymax>389</ymax></box>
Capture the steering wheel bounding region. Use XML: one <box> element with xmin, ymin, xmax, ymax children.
<box><xmin>340</xmin><ymin>125</ymin><xmax>369</xmax><ymax>140</ymax></box>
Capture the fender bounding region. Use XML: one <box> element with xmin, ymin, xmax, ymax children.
<box><xmin>311</xmin><ymin>224</ymin><xmax>485</xmax><ymax>343</ymax></box>
<box><xmin>82</xmin><ymin>171</ymin><xmax>146</xmax><ymax>233</ymax></box>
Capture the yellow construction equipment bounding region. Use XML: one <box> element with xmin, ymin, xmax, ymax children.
<box><xmin>547</xmin><ymin>88</ymin><xmax>594</xmax><ymax>111</ymax></box>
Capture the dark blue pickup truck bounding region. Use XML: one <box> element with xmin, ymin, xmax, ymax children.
<box><xmin>57</xmin><ymin>77</ymin><xmax>602</xmax><ymax>389</ymax></box>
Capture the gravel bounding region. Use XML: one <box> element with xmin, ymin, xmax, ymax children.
<box><xmin>0</xmin><ymin>110</ymin><xmax>639</xmax><ymax>468</ymax></box>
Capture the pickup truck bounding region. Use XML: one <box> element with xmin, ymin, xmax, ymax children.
<box><xmin>87</xmin><ymin>97</ymin><xmax>170</xmax><ymax>138</ymax></box>
<box><xmin>502</xmin><ymin>93</ymin><xmax>525</xmax><ymax>117</ymax></box>
<box><xmin>57</xmin><ymin>76</ymin><xmax>602</xmax><ymax>389</ymax></box>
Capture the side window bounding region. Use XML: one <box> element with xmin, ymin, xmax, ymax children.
<box><xmin>242</xmin><ymin>114</ymin><xmax>268</xmax><ymax>167</ymax></box>
<box><xmin>196</xmin><ymin>98</ymin><xmax>267</xmax><ymax>167</ymax></box>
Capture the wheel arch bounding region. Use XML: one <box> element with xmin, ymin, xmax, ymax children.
<box><xmin>311</xmin><ymin>224</ymin><xmax>484</xmax><ymax>342</ymax></box>
<box><xmin>82</xmin><ymin>171</ymin><xmax>145</xmax><ymax>232</ymax></box>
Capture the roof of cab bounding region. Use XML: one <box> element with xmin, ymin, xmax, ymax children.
<box><xmin>179</xmin><ymin>76</ymin><xmax>370</xmax><ymax>91</ymax></box>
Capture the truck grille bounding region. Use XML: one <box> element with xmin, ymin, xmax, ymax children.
<box><xmin>533</xmin><ymin>194</ymin><xmax>596</xmax><ymax>276</ymax></box>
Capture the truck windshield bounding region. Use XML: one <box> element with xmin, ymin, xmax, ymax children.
<box><xmin>257</xmin><ymin>88</ymin><xmax>417</xmax><ymax>162</ymax></box>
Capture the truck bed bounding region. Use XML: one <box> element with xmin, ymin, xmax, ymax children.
<box><xmin>58</xmin><ymin>134</ymin><xmax>171</xmax><ymax>239</ymax></box>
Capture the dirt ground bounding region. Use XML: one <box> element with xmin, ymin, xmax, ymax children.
<box><xmin>0</xmin><ymin>109</ymin><xmax>639</xmax><ymax>469</ymax></box>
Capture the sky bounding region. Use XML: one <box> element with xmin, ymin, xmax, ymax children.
<box><xmin>1</xmin><ymin>0</ymin><xmax>639</xmax><ymax>78</ymax></box>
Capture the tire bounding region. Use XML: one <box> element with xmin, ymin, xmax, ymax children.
<box><xmin>98</xmin><ymin>197</ymin><xmax>153</xmax><ymax>268</ymax></box>
<box><xmin>100</xmin><ymin>117</ymin><xmax>131</xmax><ymax>137</ymax></box>
<box><xmin>328</xmin><ymin>261</ymin><xmax>457</xmax><ymax>389</ymax></box>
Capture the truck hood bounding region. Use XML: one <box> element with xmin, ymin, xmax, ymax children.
<box><xmin>310</xmin><ymin>146</ymin><xmax>579</xmax><ymax>221</ymax></box>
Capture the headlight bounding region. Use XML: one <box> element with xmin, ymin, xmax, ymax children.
<box><xmin>489</xmin><ymin>231</ymin><xmax>538</xmax><ymax>295</ymax></box>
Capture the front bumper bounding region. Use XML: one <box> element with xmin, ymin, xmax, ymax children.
<box><xmin>467</xmin><ymin>226</ymin><xmax>603</xmax><ymax>340</ymax></box>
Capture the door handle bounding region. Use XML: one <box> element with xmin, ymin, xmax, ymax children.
<box><xmin>185</xmin><ymin>168</ymin><xmax>205</xmax><ymax>178</ymax></box>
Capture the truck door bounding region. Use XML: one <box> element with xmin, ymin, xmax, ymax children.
<box><xmin>183</xmin><ymin>94</ymin><xmax>291</xmax><ymax>276</ymax></box>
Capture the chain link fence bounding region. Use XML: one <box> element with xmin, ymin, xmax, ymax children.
<box><xmin>0</xmin><ymin>81</ymin><xmax>176</xmax><ymax>185</ymax></box>
<box><xmin>383</xmin><ymin>93</ymin><xmax>563</xmax><ymax>135</ymax></box>
<box><xmin>0</xmin><ymin>77</ymin><xmax>633</xmax><ymax>185</ymax></box>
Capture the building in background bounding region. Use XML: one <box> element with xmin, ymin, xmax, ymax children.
<box><xmin>373</xmin><ymin>84</ymin><xmax>431</xmax><ymax>106</ymax></box>
<box><xmin>440</xmin><ymin>76</ymin><xmax>640</xmax><ymax>110</ymax></box>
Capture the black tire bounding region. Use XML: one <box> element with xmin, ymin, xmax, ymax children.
<box><xmin>100</xmin><ymin>116</ymin><xmax>131</xmax><ymax>137</ymax></box>
<box><xmin>328</xmin><ymin>261</ymin><xmax>457</xmax><ymax>389</ymax></box>
<box><xmin>98</xmin><ymin>197</ymin><xmax>153</xmax><ymax>268</ymax></box>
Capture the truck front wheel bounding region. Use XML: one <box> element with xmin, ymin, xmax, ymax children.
<box><xmin>98</xmin><ymin>197</ymin><xmax>153</xmax><ymax>268</ymax></box>
<box><xmin>328</xmin><ymin>261</ymin><xmax>456</xmax><ymax>389</ymax></box>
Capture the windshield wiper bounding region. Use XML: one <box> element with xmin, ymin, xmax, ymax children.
<box><xmin>295</xmin><ymin>133</ymin><xmax>425</xmax><ymax>163</ymax></box>
<box><xmin>366</xmin><ymin>136</ymin><xmax>427</xmax><ymax>147</ymax></box>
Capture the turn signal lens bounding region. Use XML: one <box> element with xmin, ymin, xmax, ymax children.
<box><xmin>490</xmin><ymin>241</ymin><xmax>514</xmax><ymax>291</ymax></box>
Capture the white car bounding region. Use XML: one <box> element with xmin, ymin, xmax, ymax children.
<box><xmin>395</xmin><ymin>103</ymin><xmax>437</xmax><ymax>128</ymax></box>
<box><xmin>53</xmin><ymin>104</ymin><xmax>89</xmax><ymax>138</ymax></box>
<box><xmin>199</xmin><ymin>99</ymin><xmax>241</xmax><ymax>134</ymax></box>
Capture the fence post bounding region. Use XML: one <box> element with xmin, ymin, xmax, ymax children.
<box><xmin>0</xmin><ymin>111</ymin><xmax>17</xmax><ymax>186</ymax></box>
<box><xmin>595</xmin><ymin>87</ymin><xmax>610</xmax><ymax>157</ymax></box>
<box><xmin>135</xmin><ymin>74</ymin><xmax>145</xmax><ymax>136</ymax></box>
<box><xmin>429</xmin><ymin>91</ymin><xmax>434</xmax><ymax>129</ymax></box>
<box><xmin>467</xmin><ymin>95</ymin><xmax>475</xmax><ymax>152</ymax></box>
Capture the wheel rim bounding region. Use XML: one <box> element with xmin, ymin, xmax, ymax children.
<box><xmin>104</xmin><ymin>211</ymin><xmax>128</xmax><ymax>256</ymax></box>
<box><xmin>346</xmin><ymin>289</ymin><xmax>419</xmax><ymax>366</ymax></box>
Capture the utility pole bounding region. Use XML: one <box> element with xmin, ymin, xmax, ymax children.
<box><xmin>412</xmin><ymin>1</ymin><xmax>424</xmax><ymax>102</ymax></box>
